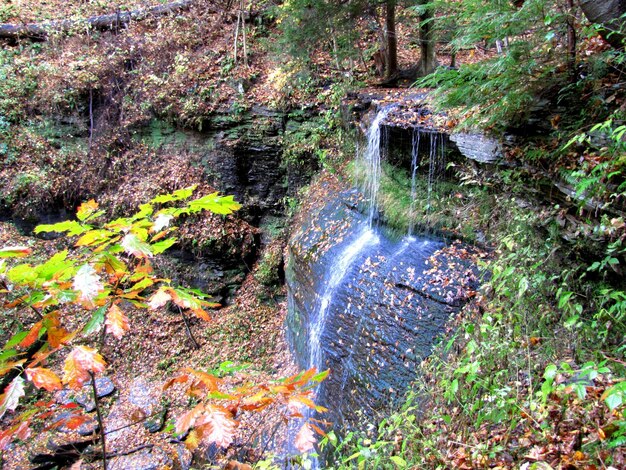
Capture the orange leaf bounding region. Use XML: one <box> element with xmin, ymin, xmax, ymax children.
<box><xmin>163</xmin><ymin>374</ymin><xmax>189</xmax><ymax>390</ymax></box>
<box><xmin>25</xmin><ymin>367</ymin><xmax>62</xmax><ymax>392</ymax></box>
<box><xmin>148</xmin><ymin>288</ymin><xmax>172</xmax><ymax>310</ymax></box>
<box><xmin>20</xmin><ymin>321</ymin><xmax>43</xmax><ymax>349</ymax></box>
<box><xmin>195</xmin><ymin>405</ymin><xmax>237</xmax><ymax>448</ymax></box>
<box><xmin>175</xmin><ymin>404</ymin><xmax>205</xmax><ymax>435</ymax></box>
<box><xmin>105</xmin><ymin>304</ymin><xmax>130</xmax><ymax>339</ymax></box>
<box><xmin>184</xmin><ymin>368</ymin><xmax>221</xmax><ymax>392</ymax></box>
<box><xmin>294</xmin><ymin>423</ymin><xmax>316</xmax><ymax>453</ymax></box>
<box><xmin>191</xmin><ymin>308</ymin><xmax>211</xmax><ymax>321</ymax></box>
<box><xmin>62</xmin><ymin>346</ymin><xmax>106</xmax><ymax>389</ymax></box>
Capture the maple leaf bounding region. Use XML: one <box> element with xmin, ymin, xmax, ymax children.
<box><xmin>105</xmin><ymin>304</ymin><xmax>130</xmax><ymax>339</ymax></box>
<box><xmin>121</xmin><ymin>233</ymin><xmax>153</xmax><ymax>258</ymax></box>
<box><xmin>25</xmin><ymin>367</ymin><xmax>62</xmax><ymax>392</ymax></box>
<box><xmin>20</xmin><ymin>321</ymin><xmax>43</xmax><ymax>348</ymax></box>
<box><xmin>76</xmin><ymin>199</ymin><xmax>103</xmax><ymax>222</ymax></box>
<box><xmin>73</xmin><ymin>264</ymin><xmax>104</xmax><ymax>304</ymax></box>
<box><xmin>195</xmin><ymin>405</ymin><xmax>237</xmax><ymax>448</ymax></box>
<box><xmin>0</xmin><ymin>376</ymin><xmax>26</xmax><ymax>419</ymax></box>
<box><xmin>62</xmin><ymin>346</ymin><xmax>106</xmax><ymax>389</ymax></box>
<box><xmin>294</xmin><ymin>423</ymin><xmax>316</xmax><ymax>453</ymax></box>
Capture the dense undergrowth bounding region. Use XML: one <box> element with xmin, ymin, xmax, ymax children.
<box><xmin>2</xmin><ymin>0</ymin><xmax>626</xmax><ymax>468</ymax></box>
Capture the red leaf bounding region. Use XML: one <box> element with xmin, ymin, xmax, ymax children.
<box><xmin>20</xmin><ymin>321</ymin><xmax>43</xmax><ymax>348</ymax></box>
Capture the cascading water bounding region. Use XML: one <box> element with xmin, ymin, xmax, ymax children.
<box><xmin>407</xmin><ymin>128</ymin><xmax>447</xmax><ymax>233</ymax></box>
<box><xmin>362</xmin><ymin>105</ymin><xmax>395</xmax><ymax>228</ymax></box>
<box><xmin>308</xmin><ymin>226</ymin><xmax>379</xmax><ymax>371</ymax></box>
<box><xmin>408</xmin><ymin>128</ymin><xmax>421</xmax><ymax>238</ymax></box>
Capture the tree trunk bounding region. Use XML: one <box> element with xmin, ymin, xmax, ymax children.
<box><xmin>0</xmin><ymin>0</ymin><xmax>194</xmax><ymax>41</ymax></box>
<box><xmin>580</xmin><ymin>0</ymin><xmax>626</xmax><ymax>49</ymax></box>
<box><xmin>385</xmin><ymin>0</ymin><xmax>398</xmax><ymax>78</ymax></box>
<box><xmin>418</xmin><ymin>0</ymin><xmax>437</xmax><ymax>74</ymax></box>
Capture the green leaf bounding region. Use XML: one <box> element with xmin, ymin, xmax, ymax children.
<box><xmin>151</xmin><ymin>185</ymin><xmax>196</xmax><ymax>204</ymax></box>
<box><xmin>4</xmin><ymin>331</ymin><xmax>28</xmax><ymax>349</ymax></box>
<box><xmin>390</xmin><ymin>456</ymin><xmax>407</xmax><ymax>468</ymax></box>
<box><xmin>152</xmin><ymin>237</ymin><xmax>177</xmax><ymax>254</ymax></box>
<box><xmin>76</xmin><ymin>230</ymin><xmax>117</xmax><ymax>247</ymax></box>
<box><xmin>7</xmin><ymin>264</ymin><xmax>38</xmax><ymax>283</ymax></box>
<box><xmin>188</xmin><ymin>193</ymin><xmax>242</xmax><ymax>215</ymax></box>
<box><xmin>35</xmin><ymin>220</ymin><xmax>88</xmax><ymax>236</ymax></box>
<box><xmin>83</xmin><ymin>306</ymin><xmax>106</xmax><ymax>335</ymax></box>
<box><xmin>0</xmin><ymin>349</ymin><xmax>19</xmax><ymax>362</ymax></box>
<box><xmin>311</xmin><ymin>369</ymin><xmax>329</xmax><ymax>383</ymax></box>
<box><xmin>605</xmin><ymin>391</ymin><xmax>623</xmax><ymax>411</ymax></box>
<box><xmin>544</xmin><ymin>364</ymin><xmax>558</xmax><ymax>380</ymax></box>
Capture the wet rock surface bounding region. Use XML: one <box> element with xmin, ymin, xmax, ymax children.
<box><xmin>286</xmin><ymin>190</ymin><xmax>480</xmax><ymax>423</ymax></box>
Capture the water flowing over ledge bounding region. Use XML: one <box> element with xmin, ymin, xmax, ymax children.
<box><xmin>285</xmin><ymin>184</ymin><xmax>481</xmax><ymax>425</ymax></box>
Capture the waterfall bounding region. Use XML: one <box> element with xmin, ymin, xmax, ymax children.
<box><xmin>406</xmin><ymin>128</ymin><xmax>446</xmax><ymax>232</ymax></box>
<box><xmin>362</xmin><ymin>105</ymin><xmax>394</xmax><ymax>228</ymax></box>
<box><xmin>408</xmin><ymin>128</ymin><xmax>421</xmax><ymax>238</ymax></box>
<box><xmin>308</xmin><ymin>226</ymin><xmax>379</xmax><ymax>370</ymax></box>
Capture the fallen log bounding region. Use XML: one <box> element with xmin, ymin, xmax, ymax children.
<box><xmin>0</xmin><ymin>0</ymin><xmax>194</xmax><ymax>42</ymax></box>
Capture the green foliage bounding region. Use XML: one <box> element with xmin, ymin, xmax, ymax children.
<box><xmin>416</xmin><ymin>0</ymin><xmax>579</xmax><ymax>129</ymax></box>
<box><xmin>561</xmin><ymin>119</ymin><xmax>626</xmax><ymax>209</ymax></box>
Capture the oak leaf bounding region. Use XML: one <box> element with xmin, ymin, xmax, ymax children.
<box><xmin>105</xmin><ymin>304</ymin><xmax>130</xmax><ymax>339</ymax></box>
<box><xmin>25</xmin><ymin>367</ymin><xmax>62</xmax><ymax>392</ymax></box>
<box><xmin>195</xmin><ymin>405</ymin><xmax>237</xmax><ymax>448</ymax></box>
<box><xmin>294</xmin><ymin>423</ymin><xmax>316</xmax><ymax>453</ymax></box>
<box><xmin>62</xmin><ymin>346</ymin><xmax>106</xmax><ymax>389</ymax></box>
<box><xmin>73</xmin><ymin>264</ymin><xmax>104</xmax><ymax>304</ymax></box>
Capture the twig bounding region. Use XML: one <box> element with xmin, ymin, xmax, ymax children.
<box><xmin>105</xmin><ymin>443</ymin><xmax>154</xmax><ymax>458</ymax></box>
<box><xmin>89</xmin><ymin>372</ymin><xmax>107</xmax><ymax>470</ymax></box>
<box><xmin>89</xmin><ymin>88</ymin><xmax>94</xmax><ymax>153</ymax></box>
<box><xmin>177</xmin><ymin>305</ymin><xmax>200</xmax><ymax>349</ymax></box>
<box><xmin>101</xmin><ymin>407</ymin><xmax>165</xmax><ymax>437</ymax></box>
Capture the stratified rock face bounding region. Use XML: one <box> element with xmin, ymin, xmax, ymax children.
<box><xmin>450</xmin><ymin>132</ymin><xmax>503</xmax><ymax>164</ymax></box>
<box><xmin>286</xmin><ymin>190</ymin><xmax>480</xmax><ymax>424</ymax></box>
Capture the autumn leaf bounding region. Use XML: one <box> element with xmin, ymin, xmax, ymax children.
<box><xmin>62</xmin><ymin>346</ymin><xmax>106</xmax><ymax>389</ymax></box>
<box><xmin>19</xmin><ymin>321</ymin><xmax>43</xmax><ymax>349</ymax></box>
<box><xmin>25</xmin><ymin>367</ymin><xmax>62</xmax><ymax>392</ymax></box>
<box><xmin>0</xmin><ymin>376</ymin><xmax>26</xmax><ymax>419</ymax></box>
<box><xmin>294</xmin><ymin>423</ymin><xmax>316</xmax><ymax>453</ymax></box>
<box><xmin>148</xmin><ymin>288</ymin><xmax>172</xmax><ymax>309</ymax></box>
<box><xmin>184</xmin><ymin>429</ymin><xmax>200</xmax><ymax>450</ymax></box>
<box><xmin>105</xmin><ymin>304</ymin><xmax>130</xmax><ymax>339</ymax></box>
<box><xmin>195</xmin><ymin>405</ymin><xmax>237</xmax><ymax>448</ymax></box>
<box><xmin>75</xmin><ymin>200</ymin><xmax>105</xmax><ymax>222</ymax></box>
<box><xmin>175</xmin><ymin>404</ymin><xmax>205</xmax><ymax>435</ymax></box>
<box><xmin>183</xmin><ymin>368</ymin><xmax>221</xmax><ymax>392</ymax></box>
<box><xmin>73</xmin><ymin>264</ymin><xmax>104</xmax><ymax>304</ymax></box>
<box><xmin>0</xmin><ymin>246</ymin><xmax>32</xmax><ymax>259</ymax></box>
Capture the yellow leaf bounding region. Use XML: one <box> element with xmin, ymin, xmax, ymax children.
<box><xmin>185</xmin><ymin>429</ymin><xmax>200</xmax><ymax>450</ymax></box>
